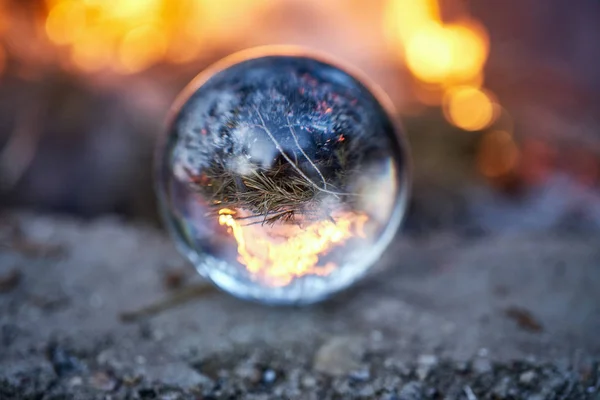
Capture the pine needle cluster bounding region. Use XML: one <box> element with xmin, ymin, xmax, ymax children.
<box><xmin>197</xmin><ymin>160</ymin><xmax>334</xmax><ymax>225</ymax></box>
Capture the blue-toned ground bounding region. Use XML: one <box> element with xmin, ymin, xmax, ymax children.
<box><xmin>1</xmin><ymin>213</ymin><xmax>599</xmax><ymax>399</ymax></box>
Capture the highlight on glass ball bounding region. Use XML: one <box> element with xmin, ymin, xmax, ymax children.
<box><xmin>156</xmin><ymin>47</ymin><xmax>410</xmax><ymax>304</ymax></box>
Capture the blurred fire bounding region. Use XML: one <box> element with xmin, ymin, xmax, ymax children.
<box><xmin>385</xmin><ymin>0</ymin><xmax>521</xmax><ymax>180</ymax></box>
<box><xmin>0</xmin><ymin>1</ymin><xmax>7</xmax><ymax>75</ymax></box>
<box><xmin>443</xmin><ymin>86</ymin><xmax>497</xmax><ymax>132</ymax></box>
<box><xmin>404</xmin><ymin>21</ymin><xmax>488</xmax><ymax>86</ymax></box>
<box><xmin>42</xmin><ymin>0</ymin><xmax>270</xmax><ymax>73</ymax></box>
<box><xmin>0</xmin><ymin>0</ymin><xmax>592</xmax><ymax>216</ymax></box>
<box><xmin>385</xmin><ymin>0</ymin><xmax>494</xmax><ymax>129</ymax></box>
<box><xmin>218</xmin><ymin>208</ymin><xmax>368</xmax><ymax>287</ymax></box>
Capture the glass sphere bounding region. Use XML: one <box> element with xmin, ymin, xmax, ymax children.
<box><xmin>156</xmin><ymin>47</ymin><xmax>410</xmax><ymax>304</ymax></box>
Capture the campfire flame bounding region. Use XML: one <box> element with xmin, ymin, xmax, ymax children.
<box><xmin>385</xmin><ymin>0</ymin><xmax>521</xmax><ymax>179</ymax></box>
<box><xmin>385</xmin><ymin>0</ymin><xmax>495</xmax><ymax>129</ymax></box>
<box><xmin>42</xmin><ymin>0</ymin><xmax>269</xmax><ymax>73</ymax></box>
<box><xmin>218</xmin><ymin>208</ymin><xmax>368</xmax><ymax>287</ymax></box>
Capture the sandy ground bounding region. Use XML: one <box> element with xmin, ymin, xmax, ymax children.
<box><xmin>1</xmin><ymin>213</ymin><xmax>599</xmax><ymax>399</ymax></box>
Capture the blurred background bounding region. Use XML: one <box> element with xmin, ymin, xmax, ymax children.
<box><xmin>1</xmin><ymin>0</ymin><xmax>599</xmax><ymax>235</ymax></box>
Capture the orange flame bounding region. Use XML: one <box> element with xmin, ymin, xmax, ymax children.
<box><xmin>385</xmin><ymin>0</ymin><xmax>498</xmax><ymax>130</ymax></box>
<box><xmin>218</xmin><ymin>208</ymin><xmax>368</xmax><ymax>287</ymax></box>
<box><xmin>443</xmin><ymin>86</ymin><xmax>497</xmax><ymax>131</ymax></box>
<box><xmin>42</xmin><ymin>0</ymin><xmax>270</xmax><ymax>74</ymax></box>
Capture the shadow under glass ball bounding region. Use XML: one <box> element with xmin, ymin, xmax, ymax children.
<box><xmin>156</xmin><ymin>48</ymin><xmax>410</xmax><ymax>304</ymax></box>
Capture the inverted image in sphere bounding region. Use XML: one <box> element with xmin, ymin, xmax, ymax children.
<box><xmin>156</xmin><ymin>48</ymin><xmax>410</xmax><ymax>304</ymax></box>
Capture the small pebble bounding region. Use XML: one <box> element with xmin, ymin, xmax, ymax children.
<box><xmin>358</xmin><ymin>384</ymin><xmax>375</xmax><ymax>397</ymax></box>
<box><xmin>491</xmin><ymin>376</ymin><xmax>512</xmax><ymax>398</ymax></box>
<box><xmin>519</xmin><ymin>370</ymin><xmax>537</xmax><ymax>385</ymax></box>
<box><xmin>416</xmin><ymin>354</ymin><xmax>438</xmax><ymax>380</ymax></box>
<box><xmin>234</xmin><ymin>363</ymin><xmax>261</xmax><ymax>383</ymax></box>
<box><xmin>349</xmin><ymin>367</ymin><xmax>371</xmax><ymax>382</ymax></box>
<box><xmin>313</xmin><ymin>336</ymin><xmax>363</xmax><ymax>376</ymax></box>
<box><xmin>472</xmin><ymin>356</ymin><xmax>493</xmax><ymax>374</ymax></box>
<box><xmin>68</xmin><ymin>376</ymin><xmax>83</xmax><ymax>387</ymax></box>
<box><xmin>262</xmin><ymin>368</ymin><xmax>277</xmax><ymax>384</ymax></box>
<box><xmin>464</xmin><ymin>385</ymin><xmax>477</xmax><ymax>400</ymax></box>
<box><xmin>89</xmin><ymin>371</ymin><xmax>117</xmax><ymax>391</ymax></box>
<box><xmin>160</xmin><ymin>391</ymin><xmax>183</xmax><ymax>400</ymax></box>
<box><xmin>397</xmin><ymin>381</ymin><xmax>422</xmax><ymax>400</ymax></box>
<box><xmin>301</xmin><ymin>375</ymin><xmax>317</xmax><ymax>388</ymax></box>
<box><xmin>384</xmin><ymin>358</ymin><xmax>411</xmax><ymax>376</ymax></box>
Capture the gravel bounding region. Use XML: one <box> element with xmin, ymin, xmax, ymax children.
<box><xmin>1</xmin><ymin>213</ymin><xmax>599</xmax><ymax>399</ymax></box>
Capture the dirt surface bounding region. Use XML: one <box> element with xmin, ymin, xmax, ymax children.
<box><xmin>1</xmin><ymin>213</ymin><xmax>599</xmax><ymax>399</ymax></box>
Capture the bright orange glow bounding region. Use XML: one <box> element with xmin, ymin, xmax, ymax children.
<box><xmin>166</xmin><ymin>36</ymin><xmax>203</xmax><ymax>64</ymax></box>
<box><xmin>218</xmin><ymin>208</ymin><xmax>369</xmax><ymax>287</ymax></box>
<box><xmin>385</xmin><ymin>0</ymin><xmax>489</xmax><ymax>84</ymax></box>
<box><xmin>404</xmin><ymin>21</ymin><xmax>489</xmax><ymax>85</ymax></box>
<box><xmin>109</xmin><ymin>0</ymin><xmax>161</xmax><ymax>20</ymax></box>
<box><xmin>405</xmin><ymin>23</ymin><xmax>453</xmax><ymax>83</ymax></box>
<box><xmin>477</xmin><ymin>130</ymin><xmax>520</xmax><ymax>178</ymax></box>
<box><xmin>70</xmin><ymin>27</ymin><xmax>112</xmax><ymax>71</ymax></box>
<box><xmin>385</xmin><ymin>0</ymin><xmax>497</xmax><ymax>126</ymax></box>
<box><xmin>41</xmin><ymin>0</ymin><xmax>270</xmax><ymax>74</ymax></box>
<box><xmin>118</xmin><ymin>24</ymin><xmax>167</xmax><ymax>73</ymax></box>
<box><xmin>45</xmin><ymin>1</ymin><xmax>87</xmax><ymax>45</ymax></box>
<box><xmin>385</xmin><ymin>0</ymin><xmax>440</xmax><ymax>47</ymax></box>
<box><xmin>442</xmin><ymin>72</ymin><xmax>484</xmax><ymax>90</ymax></box>
<box><xmin>444</xmin><ymin>86</ymin><xmax>496</xmax><ymax>131</ymax></box>
<box><xmin>445</xmin><ymin>21</ymin><xmax>489</xmax><ymax>82</ymax></box>
<box><xmin>0</xmin><ymin>4</ymin><xmax>8</xmax><ymax>36</ymax></box>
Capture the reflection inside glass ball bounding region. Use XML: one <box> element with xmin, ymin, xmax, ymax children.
<box><xmin>157</xmin><ymin>48</ymin><xmax>409</xmax><ymax>304</ymax></box>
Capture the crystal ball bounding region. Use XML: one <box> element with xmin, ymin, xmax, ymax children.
<box><xmin>156</xmin><ymin>48</ymin><xmax>410</xmax><ymax>304</ymax></box>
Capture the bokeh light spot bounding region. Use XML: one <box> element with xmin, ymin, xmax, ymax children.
<box><xmin>45</xmin><ymin>1</ymin><xmax>87</xmax><ymax>45</ymax></box>
<box><xmin>118</xmin><ymin>24</ymin><xmax>167</xmax><ymax>74</ymax></box>
<box><xmin>385</xmin><ymin>0</ymin><xmax>440</xmax><ymax>47</ymax></box>
<box><xmin>405</xmin><ymin>23</ymin><xmax>453</xmax><ymax>83</ymax></box>
<box><xmin>444</xmin><ymin>86</ymin><xmax>496</xmax><ymax>131</ymax></box>
<box><xmin>445</xmin><ymin>21</ymin><xmax>489</xmax><ymax>82</ymax></box>
<box><xmin>70</xmin><ymin>27</ymin><xmax>112</xmax><ymax>72</ymax></box>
